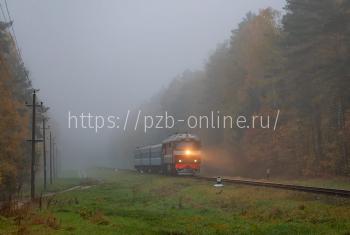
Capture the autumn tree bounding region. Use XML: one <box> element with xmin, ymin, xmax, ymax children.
<box><xmin>0</xmin><ymin>22</ymin><xmax>31</xmax><ymax>201</ymax></box>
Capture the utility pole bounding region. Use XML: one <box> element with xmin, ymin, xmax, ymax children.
<box><xmin>57</xmin><ymin>148</ymin><xmax>59</xmax><ymax>178</ymax></box>
<box><xmin>53</xmin><ymin>141</ymin><xmax>56</xmax><ymax>180</ymax></box>
<box><xmin>55</xmin><ymin>145</ymin><xmax>58</xmax><ymax>178</ymax></box>
<box><xmin>25</xmin><ymin>89</ymin><xmax>43</xmax><ymax>200</ymax></box>
<box><xmin>42</xmin><ymin>118</ymin><xmax>49</xmax><ymax>190</ymax></box>
<box><xmin>49</xmin><ymin>131</ymin><xmax>53</xmax><ymax>184</ymax></box>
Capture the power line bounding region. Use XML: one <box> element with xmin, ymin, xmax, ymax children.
<box><xmin>0</xmin><ymin>2</ymin><xmax>7</xmax><ymax>22</ymax></box>
<box><xmin>1</xmin><ymin>0</ymin><xmax>30</xmax><ymax>81</ymax></box>
<box><xmin>3</xmin><ymin>0</ymin><xmax>23</xmax><ymax>63</ymax></box>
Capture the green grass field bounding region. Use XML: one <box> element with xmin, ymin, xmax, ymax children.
<box><xmin>1</xmin><ymin>168</ymin><xmax>350</xmax><ymax>235</ymax></box>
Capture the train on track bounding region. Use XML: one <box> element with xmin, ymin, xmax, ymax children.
<box><xmin>134</xmin><ymin>133</ymin><xmax>201</xmax><ymax>175</ymax></box>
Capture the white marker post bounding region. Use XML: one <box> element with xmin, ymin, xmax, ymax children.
<box><xmin>214</xmin><ymin>176</ymin><xmax>224</xmax><ymax>187</ymax></box>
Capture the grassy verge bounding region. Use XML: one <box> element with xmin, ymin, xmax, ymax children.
<box><xmin>1</xmin><ymin>168</ymin><xmax>350</xmax><ymax>235</ymax></box>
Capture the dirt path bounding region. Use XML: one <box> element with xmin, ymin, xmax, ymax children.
<box><xmin>43</xmin><ymin>185</ymin><xmax>90</xmax><ymax>197</ymax></box>
<box><xmin>1</xmin><ymin>184</ymin><xmax>96</xmax><ymax>210</ymax></box>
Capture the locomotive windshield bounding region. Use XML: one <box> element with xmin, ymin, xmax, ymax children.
<box><xmin>176</xmin><ymin>141</ymin><xmax>200</xmax><ymax>150</ymax></box>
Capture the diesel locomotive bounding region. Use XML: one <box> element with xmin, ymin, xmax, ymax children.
<box><xmin>134</xmin><ymin>133</ymin><xmax>201</xmax><ymax>175</ymax></box>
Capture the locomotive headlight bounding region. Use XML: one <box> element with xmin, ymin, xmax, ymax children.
<box><xmin>185</xmin><ymin>150</ymin><xmax>192</xmax><ymax>155</ymax></box>
<box><xmin>178</xmin><ymin>159</ymin><xmax>182</xmax><ymax>163</ymax></box>
<box><xmin>194</xmin><ymin>159</ymin><xmax>197</xmax><ymax>163</ymax></box>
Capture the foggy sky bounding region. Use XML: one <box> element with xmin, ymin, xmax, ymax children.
<box><xmin>7</xmin><ymin>0</ymin><xmax>285</xmax><ymax>169</ymax></box>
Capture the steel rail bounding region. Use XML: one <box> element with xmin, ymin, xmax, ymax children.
<box><xmin>194</xmin><ymin>176</ymin><xmax>350</xmax><ymax>198</ymax></box>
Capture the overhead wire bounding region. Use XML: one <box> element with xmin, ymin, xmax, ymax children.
<box><xmin>1</xmin><ymin>0</ymin><xmax>30</xmax><ymax>80</ymax></box>
<box><xmin>4</xmin><ymin>0</ymin><xmax>23</xmax><ymax>61</ymax></box>
<box><xmin>0</xmin><ymin>2</ymin><xmax>7</xmax><ymax>22</ymax></box>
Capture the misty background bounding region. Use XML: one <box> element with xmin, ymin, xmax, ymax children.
<box><xmin>7</xmin><ymin>0</ymin><xmax>285</xmax><ymax>170</ymax></box>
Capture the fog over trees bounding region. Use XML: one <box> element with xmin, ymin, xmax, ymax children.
<box><xmin>116</xmin><ymin>1</ymin><xmax>350</xmax><ymax>177</ymax></box>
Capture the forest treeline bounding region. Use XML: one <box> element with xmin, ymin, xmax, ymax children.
<box><xmin>115</xmin><ymin>0</ymin><xmax>350</xmax><ymax>177</ymax></box>
<box><xmin>0</xmin><ymin>22</ymin><xmax>42</xmax><ymax>200</ymax></box>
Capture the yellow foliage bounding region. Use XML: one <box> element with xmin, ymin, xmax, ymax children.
<box><xmin>0</xmin><ymin>49</ymin><xmax>30</xmax><ymax>196</ymax></box>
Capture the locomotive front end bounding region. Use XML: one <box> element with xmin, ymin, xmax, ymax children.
<box><xmin>173</xmin><ymin>139</ymin><xmax>201</xmax><ymax>175</ymax></box>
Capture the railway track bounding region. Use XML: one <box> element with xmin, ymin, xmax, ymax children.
<box><xmin>194</xmin><ymin>176</ymin><xmax>350</xmax><ymax>198</ymax></box>
<box><xmin>122</xmin><ymin>168</ymin><xmax>350</xmax><ymax>198</ymax></box>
